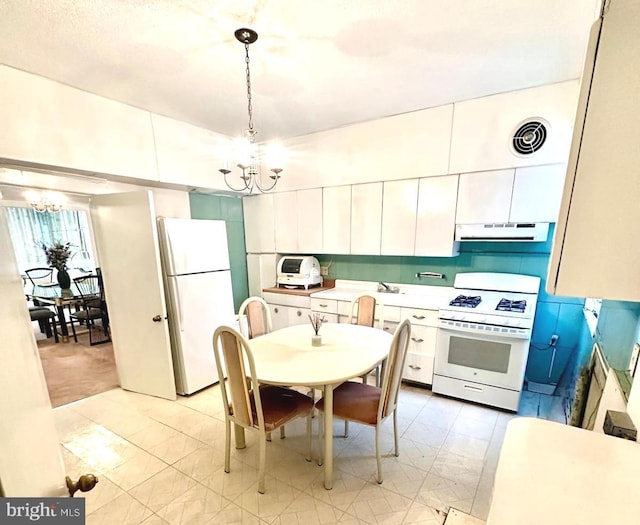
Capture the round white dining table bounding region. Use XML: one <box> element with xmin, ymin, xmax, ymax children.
<box><xmin>246</xmin><ymin>322</ymin><xmax>392</xmax><ymax>489</ymax></box>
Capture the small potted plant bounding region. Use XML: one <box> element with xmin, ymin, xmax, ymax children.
<box><xmin>42</xmin><ymin>240</ymin><xmax>73</xmax><ymax>289</ymax></box>
<box><xmin>308</xmin><ymin>312</ymin><xmax>326</xmax><ymax>346</ymax></box>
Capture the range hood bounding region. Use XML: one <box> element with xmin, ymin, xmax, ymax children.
<box><xmin>455</xmin><ymin>223</ymin><xmax>549</xmax><ymax>242</ymax></box>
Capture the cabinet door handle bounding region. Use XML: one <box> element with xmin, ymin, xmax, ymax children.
<box><xmin>412</xmin><ymin>315</ymin><xmax>426</xmax><ymax>320</ymax></box>
<box><xmin>274</xmin><ymin>307</ymin><xmax>279</xmax><ymax>314</ymax></box>
<box><xmin>411</xmin><ymin>337</ymin><xmax>424</xmax><ymax>343</ymax></box>
<box><xmin>297</xmin><ymin>310</ymin><xmax>302</xmax><ymax>317</ymax></box>
<box><xmin>318</xmin><ymin>303</ymin><xmax>328</xmax><ymax>308</ymax></box>
<box><xmin>408</xmin><ymin>365</ymin><xmax>422</xmax><ymax>370</ymax></box>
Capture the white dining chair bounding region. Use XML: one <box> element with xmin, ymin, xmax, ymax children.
<box><xmin>237</xmin><ymin>296</ymin><xmax>272</xmax><ymax>339</ymax></box>
<box><xmin>315</xmin><ymin>318</ymin><xmax>411</xmax><ymax>484</ymax></box>
<box><xmin>212</xmin><ymin>325</ymin><xmax>314</xmax><ymax>494</ymax></box>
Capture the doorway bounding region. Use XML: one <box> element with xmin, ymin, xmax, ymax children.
<box><xmin>3</xmin><ymin>200</ymin><xmax>120</xmax><ymax>407</ymax></box>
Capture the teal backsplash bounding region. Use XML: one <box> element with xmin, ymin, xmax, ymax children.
<box><xmin>189</xmin><ymin>192</ymin><xmax>248</xmax><ymax>312</ymax></box>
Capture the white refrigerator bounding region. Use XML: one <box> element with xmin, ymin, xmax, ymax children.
<box><xmin>158</xmin><ymin>217</ymin><xmax>236</xmax><ymax>395</ymax></box>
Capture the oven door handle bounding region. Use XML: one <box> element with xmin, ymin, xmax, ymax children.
<box><xmin>463</xmin><ymin>384</ymin><xmax>484</xmax><ymax>393</ymax></box>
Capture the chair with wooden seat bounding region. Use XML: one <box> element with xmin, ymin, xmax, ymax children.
<box><xmin>238</xmin><ymin>296</ymin><xmax>272</xmax><ymax>339</ymax></box>
<box><xmin>315</xmin><ymin>318</ymin><xmax>411</xmax><ymax>484</ymax></box>
<box><xmin>70</xmin><ymin>275</ymin><xmax>111</xmax><ymax>345</ymax></box>
<box><xmin>212</xmin><ymin>325</ymin><xmax>314</xmax><ymax>494</ymax></box>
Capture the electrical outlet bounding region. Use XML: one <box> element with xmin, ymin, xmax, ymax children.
<box><xmin>320</xmin><ymin>266</ymin><xmax>329</xmax><ymax>276</ymax></box>
<box><xmin>550</xmin><ymin>334</ymin><xmax>559</xmax><ymax>347</ymax></box>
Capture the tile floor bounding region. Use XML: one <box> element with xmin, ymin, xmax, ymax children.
<box><xmin>55</xmin><ymin>383</ymin><xmax>565</xmax><ymax>524</ymax></box>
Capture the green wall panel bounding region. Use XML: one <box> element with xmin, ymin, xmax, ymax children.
<box><xmin>189</xmin><ymin>193</ymin><xmax>248</xmax><ymax>312</ymax></box>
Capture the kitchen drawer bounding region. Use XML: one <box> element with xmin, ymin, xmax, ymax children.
<box><xmin>383</xmin><ymin>305</ymin><xmax>401</xmax><ymax>323</ymax></box>
<box><xmin>403</xmin><ymin>352</ymin><xmax>434</xmax><ymax>385</ymax></box>
<box><xmin>263</xmin><ymin>291</ymin><xmax>310</xmax><ymax>308</ymax></box>
<box><xmin>382</xmin><ymin>320</ymin><xmax>399</xmax><ymax>335</ymax></box>
<box><xmin>401</xmin><ymin>307</ymin><xmax>438</xmax><ymax>327</ymax></box>
<box><xmin>432</xmin><ymin>374</ymin><xmax>520</xmax><ymax>411</ymax></box>
<box><xmin>310</xmin><ymin>297</ymin><xmax>338</xmax><ymax>314</ymax></box>
<box><xmin>408</xmin><ymin>324</ymin><xmax>437</xmax><ymax>356</ymax></box>
<box><xmin>318</xmin><ymin>312</ymin><xmax>339</xmax><ymax>323</ymax></box>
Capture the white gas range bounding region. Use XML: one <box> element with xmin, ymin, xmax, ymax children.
<box><xmin>433</xmin><ymin>272</ymin><xmax>540</xmax><ymax>411</ymax></box>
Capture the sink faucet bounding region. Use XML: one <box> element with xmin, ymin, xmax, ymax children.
<box><xmin>377</xmin><ymin>282</ymin><xmax>399</xmax><ymax>293</ymax></box>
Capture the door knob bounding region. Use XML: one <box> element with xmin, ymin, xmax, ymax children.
<box><xmin>152</xmin><ymin>315</ymin><xmax>162</xmax><ymax>322</ymax></box>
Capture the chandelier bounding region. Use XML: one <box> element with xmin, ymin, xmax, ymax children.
<box><xmin>220</xmin><ymin>28</ymin><xmax>283</xmax><ymax>194</ymax></box>
<box><xmin>26</xmin><ymin>191</ymin><xmax>64</xmax><ymax>213</ymax></box>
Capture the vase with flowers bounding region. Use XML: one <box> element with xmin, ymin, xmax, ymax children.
<box><xmin>308</xmin><ymin>312</ymin><xmax>326</xmax><ymax>346</ymax></box>
<box><xmin>42</xmin><ymin>241</ymin><xmax>73</xmax><ymax>289</ymax></box>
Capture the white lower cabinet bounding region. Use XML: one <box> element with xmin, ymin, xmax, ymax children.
<box><xmin>400</xmin><ymin>308</ymin><xmax>438</xmax><ymax>385</ymax></box>
<box><xmin>264</xmin><ymin>292</ymin><xmax>311</xmax><ymax>331</ymax></box>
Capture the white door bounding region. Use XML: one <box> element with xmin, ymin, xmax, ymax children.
<box><xmin>91</xmin><ymin>191</ymin><xmax>176</xmax><ymax>400</ymax></box>
<box><xmin>0</xmin><ymin>210</ymin><xmax>66</xmax><ymax>496</ymax></box>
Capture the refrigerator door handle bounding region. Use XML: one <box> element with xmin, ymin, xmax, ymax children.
<box><xmin>166</xmin><ymin>234</ymin><xmax>177</xmax><ymax>276</ymax></box>
<box><xmin>172</xmin><ymin>281</ymin><xmax>184</xmax><ymax>331</ymax></box>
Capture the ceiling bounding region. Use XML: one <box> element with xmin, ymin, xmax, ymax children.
<box><xmin>0</xmin><ymin>0</ymin><xmax>601</xmax><ymax>142</ymax></box>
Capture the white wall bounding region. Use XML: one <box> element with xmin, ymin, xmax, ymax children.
<box><xmin>0</xmin><ymin>65</ymin><xmax>230</xmax><ymax>193</ymax></box>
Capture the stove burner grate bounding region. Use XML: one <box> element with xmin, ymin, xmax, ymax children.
<box><xmin>449</xmin><ymin>295</ymin><xmax>482</xmax><ymax>308</ymax></box>
<box><xmin>496</xmin><ymin>298</ymin><xmax>527</xmax><ymax>313</ymax></box>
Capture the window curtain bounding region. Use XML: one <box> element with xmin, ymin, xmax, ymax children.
<box><xmin>4</xmin><ymin>207</ymin><xmax>95</xmax><ymax>272</ymax></box>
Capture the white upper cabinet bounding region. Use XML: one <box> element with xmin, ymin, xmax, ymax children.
<box><xmin>152</xmin><ymin>115</ymin><xmax>229</xmax><ymax>191</ymax></box>
<box><xmin>243</xmin><ymin>194</ymin><xmax>275</xmax><ymax>253</ymax></box>
<box><xmin>510</xmin><ymin>164</ymin><xmax>567</xmax><ymax>223</ymax></box>
<box><xmin>456</xmin><ymin>170</ymin><xmax>514</xmax><ymax>224</ymax></box>
<box><xmin>323</xmin><ymin>186</ymin><xmax>351</xmax><ymax>254</ymax></box>
<box><xmin>549</xmin><ymin>1</ymin><xmax>640</xmax><ymax>301</ymax></box>
<box><xmin>449</xmin><ymin>81</ymin><xmax>579</xmax><ymax>174</ymax></box>
<box><xmin>415</xmin><ymin>175</ymin><xmax>460</xmax><ymax>256</ymax></box>
<box><xmin>381</xmin><ymin>179</ymin><xmax>419</xmax><ymax>255</ymax></box>
<box><xmin>274</xmin><ymin>191</ymin><xmax>299</xmax><ymax>253</ymax></box>
<box><xmin>272</xmin><ymin>189</ymin><xmax>322</xmax><ymax>254</ymax></box>
<box><xmin>296</xmin><ymin>188</ymin><xmax>323</xmax><ymax>254</ymax></box>
<box><xmin>0</xmin><ymin>66</ymin><xmax>158</xmax><ymax>181</ymax></box>
<box><xmin>351</xmin><ymin>182</ymin><xmax>383</xmax><ymax>255</ymax></box>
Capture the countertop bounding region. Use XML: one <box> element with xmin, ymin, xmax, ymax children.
<box><xmin>309</xmin><ymin>280</ymin><xmax>453</xmax><ymax>310</ymax></box>
<box><xmin>487</xmin><ymin>418</ymin><xmax>640</xmax><ymax>524</ymax></box>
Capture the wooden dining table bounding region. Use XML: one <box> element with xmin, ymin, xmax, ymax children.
<box><xmin>244</xmin><ymin>322</ymin><xmax>392</xmax><ymax>489</ymax></box>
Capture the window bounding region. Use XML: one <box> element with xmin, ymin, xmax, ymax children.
<box><xmin>4</xmin><ymin>207</ymin><xmax>96</xmax><ymax>273</ymax></box>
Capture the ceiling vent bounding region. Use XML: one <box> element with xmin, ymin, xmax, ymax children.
<box><xmin>512</xmin><ymin>119</ymin><xmax>549</xmax><ymax>155</ymax></box>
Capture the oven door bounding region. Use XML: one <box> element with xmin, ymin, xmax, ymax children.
<box><xmin>435</xmin><ymin>326</ymin><xmax>529</xmax><ymax>391</ymax></box>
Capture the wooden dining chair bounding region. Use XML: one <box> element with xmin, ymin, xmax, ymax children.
<box><xmin>238</xmin><ymin>296</ymin><xmax>272</xmax><ymax>339</ymax></box>
<box><xmin>315</xmin><ymin>318</ymin><xmax>411</xmax><ymax>484</ymax></box>
<box><xmin>212</xmin><ymin>325</ymin><xmax>314</xmax><ymax>494</ymax></box>
<box><xmin>349</xmin><ymin>294</ymin><xmax>386</xmax><ymax>386</ymax></box>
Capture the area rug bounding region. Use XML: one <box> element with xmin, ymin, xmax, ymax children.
<box><xmin>37</xmin><ymin>332</ymin><xmax>119</xmax><ymax>408</ymax></box>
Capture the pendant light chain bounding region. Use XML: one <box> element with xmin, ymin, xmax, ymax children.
<box><xmin>220</xmin><ymin>28</ymin><xmax>282</xmax><ymax>194</ymax></box>
<box><xmin>245</xmin><ymin>43</ymin><xmax>254</xmax><ymax>134</ymax></box>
